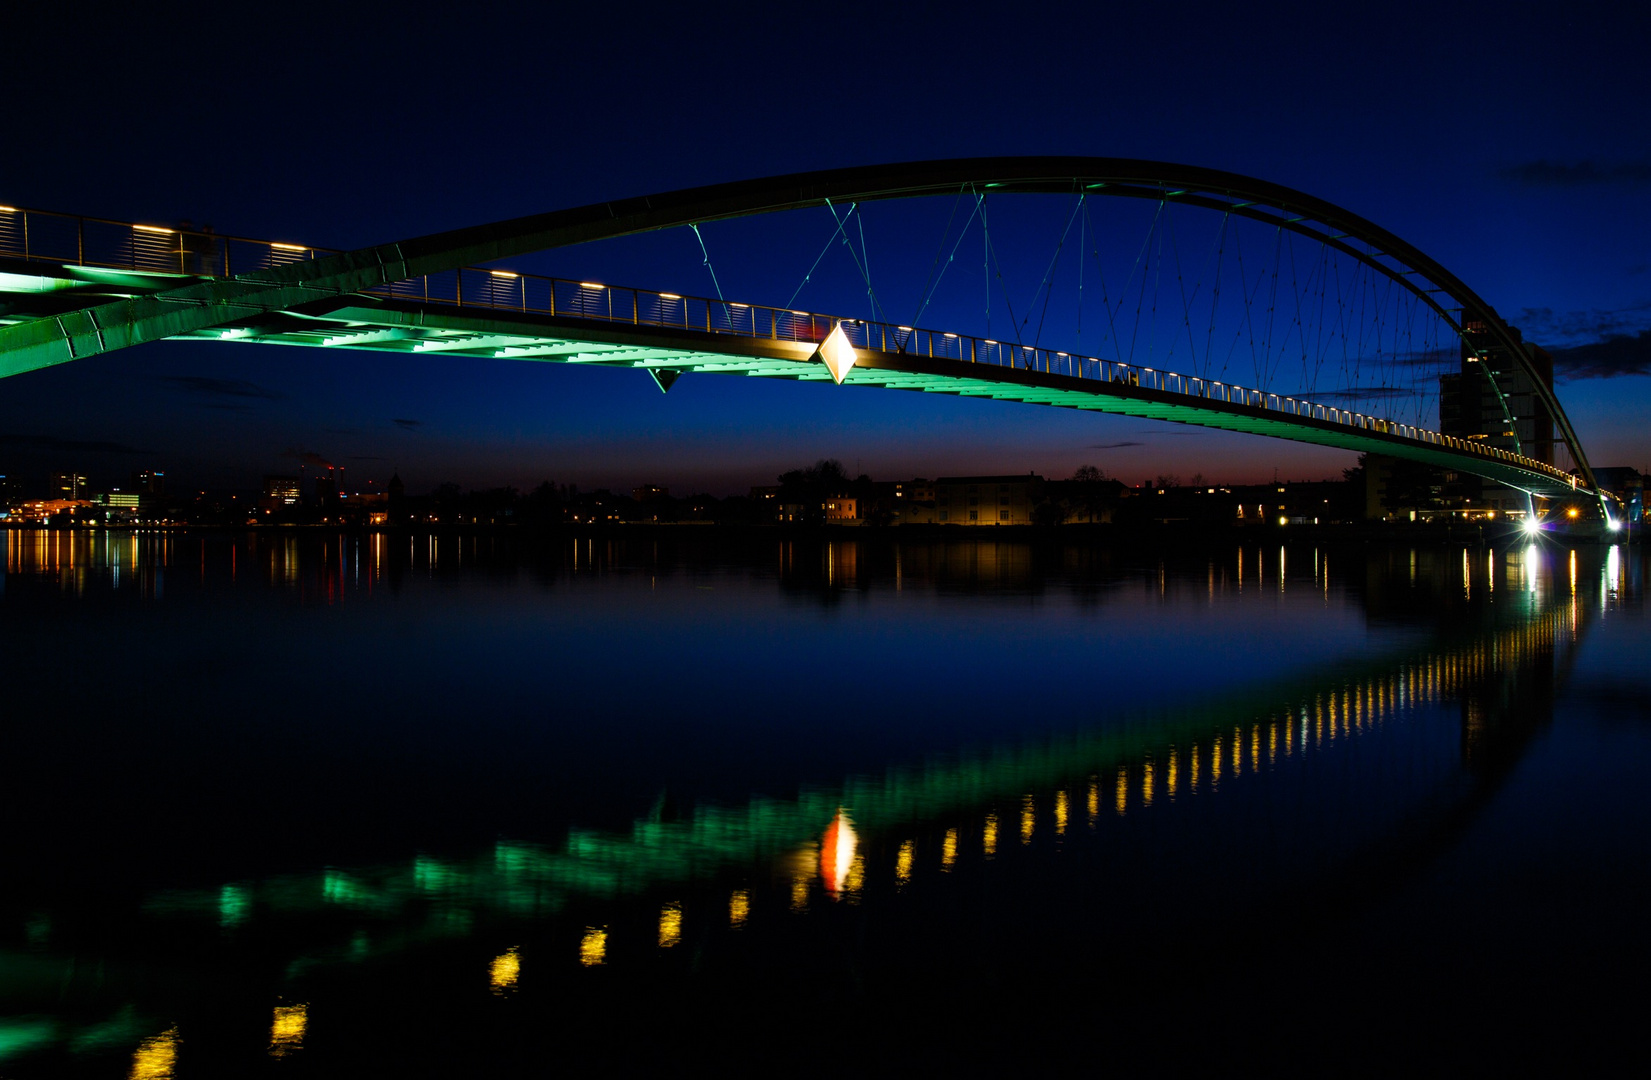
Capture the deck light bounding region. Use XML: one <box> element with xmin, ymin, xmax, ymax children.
<box><xmin>270</xmin><ymin>242</ymin><xmax>307</xmax><ymax>251</ymax></box>
<box><xmin>133</xmin><ymin>224</ymin><xmax>175</xmax><ymax>234</ymax></box>
<box><xmin>580</xmin><ymin>282</ymin><xmax>605</xmax><ymax>289</ymax></box>
<box><xmin>488</xmin><ymin>270</ymin><xmax>519</xmax><ymax>278</ymax></box>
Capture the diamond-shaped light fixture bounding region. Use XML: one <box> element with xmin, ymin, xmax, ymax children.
<box><xmin>814</xmin><ymin>321</ymin><xmax>857</xmax><ymax>384</ymax></box>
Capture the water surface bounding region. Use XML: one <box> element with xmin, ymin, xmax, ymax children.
<box><xmin>0</xmin><ymin>530</ymin><xmax>1644</xmax><ymax>1073</ymax></box>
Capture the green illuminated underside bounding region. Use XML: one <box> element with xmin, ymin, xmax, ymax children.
<box><xmin>202</xmin><ymin>298</ymin><xmax>1581</xmax><ymax>497</ymax></box>
<box><xmin>0</xmin><ymin>265</ymin><xmax>1579</xmax><ymax>497</ymax></box>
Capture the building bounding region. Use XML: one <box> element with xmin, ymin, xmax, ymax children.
<box><xmin>50</xmin><ymin>473</ymin><xmax>87</xmax><ymax>500</ymax></box>
<box><xmin>263</xmin><ymin>475</ymin><xmax>301</xmax><ymax>506</ymax></box>
<box><xmin>97</xmin><ymin>491</ymin><xmax>142</xmax><ymax>523</ymax></box>
<box><xmin>932</xmin><ymin>475</ymin><xmax>1043</xmax><ymax>525</ymax></box>
<box><xmin>1593</xmin><ymin>467</ymin><xmax>1645</xmax><ymax>528</ymax></box>
<box><xmin>1439</xmin><ymin>321</ymin><xmax>1554</xmax><ymax>514</ymax></box>
<box><xmin>131</xmin><ymin>469</ymin><xmax>166</xmax><ymax>495</ymax></box>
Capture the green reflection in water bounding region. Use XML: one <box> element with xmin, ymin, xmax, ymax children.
<box><xmin>140</xmin><ymin>600</ymin><xmax>1571</xmax><ymax>982</ymax></box>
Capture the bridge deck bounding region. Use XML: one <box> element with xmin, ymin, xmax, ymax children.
<box><xmin>0</xmin><ymin>204</ymin><xmax>1586</xmax><ymax>498</ymax></box>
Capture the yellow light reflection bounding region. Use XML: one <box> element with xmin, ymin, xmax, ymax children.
<box><xmin>579</xmin><ymin>926</ymin><xmax>607</xmax><ymax>966</ymax></box>
<box><xmin>843</xmin><ymin>854</ymin><xmax>865</xmax><ymax>902</ymax></box>
<box><xmin>983</xmin><ymin>813</ymin><xmax>998</xmax><ymax>858</ymax></box>
<box><xmin>730</xmin><ymin>889</ymin><xmax>749</xmax><ymax>927</ymax></box>
<box><xmin>942</xmin><ymin>828</ymin><xmax>958</xmax><ymax>870</ymax></box>
<box><xmin>1114</xmin><ymin>767</ymin><xmax>1128</xmax><ymax>815</ymax></box>
<box><xmin>1211</xmin><ymin>737</ymin><xmax>1222</xmax><ymax>787</ymax></box>
<box><xmin>488</xmin><ymin>949</ymin><xmax>520</xmax><ymax>994</ymax></box>
<box><xmin>896</xmin><ymin>840</ymin><xmax>915</xmax><ymax>886</ymax></box>
<box><xmin>820</xmin><ymin>810</ymin><xmax>858</xmax><ymax>898</ymax></box>
<box><xmin>1142</xmin><ymin>758</ymin><xmax>1154</xmax><ymax>808</ymax></box>
<box><xmin>1190</xmin><ymin>742</ymin><xmax>1200</xmax><ymax>792</ymax></box>
<box><xmin>1054</xmin><ymin>790</ymin><xmax>1068</xmax><ymax>835</ymax></box>
<box><xmin>658</xmin><ymin>902</ymin><xmax>682</xmax><ymax>947</ymax></box>
<box><xmin>1167</xmin><ymin>748</ymin><xmax>1179</xmax><ymax>797</ymax></box>
<box><xmin>269</xmin><ymin>1003</ymin><xmax>307</xmax><ymax>1056</ymax></box>
<box><xmin>1020</xmin><ymin>796</ymin><xmax>1035</xmax><ymax>843</ymax></box>
<box><xmin>1087</xmin><ymin>779</ymin><xmax>1099</xmax><ymax>823</ymax></box>
<box><xmin>130</xmin><ymin>1027</ymin><xmax>179</xmax><ymax>1079</ymax></box>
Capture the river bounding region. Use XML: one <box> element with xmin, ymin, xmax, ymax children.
<box><xmin>0</xmin><ymin>529</ymin><xmax>1644</xmax><ymax>1073</ymax></box>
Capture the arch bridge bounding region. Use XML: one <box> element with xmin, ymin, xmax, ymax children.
<box><xmin>0</xmin><ymin>159</ymin><xmax>1612</xmax><ymax>517</ymax></box>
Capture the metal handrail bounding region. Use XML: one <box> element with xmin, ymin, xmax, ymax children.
<box><xmin>0</xmin><ymin>203</ymin><xmax>1575</xmax><ymax>487</ymax></box>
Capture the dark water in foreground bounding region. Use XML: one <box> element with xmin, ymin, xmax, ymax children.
<box><xmin>0</xmin><ymin>529</ymin><xmax>1646</xmax><ymax>1073</ymax></box>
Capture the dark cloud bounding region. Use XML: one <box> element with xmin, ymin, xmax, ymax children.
<box><xmin>1550</xmin><ymin>331</ymin><xmax>1651</xmax><ymax>379</ymax></box>
<box><xmin>1287</xmin><ymin>386</ymin><xmax>1417</xmax><ymax>402</ymax></box>
<box><xmin>0</xmin><ymin>434</ymin><xmax>148</xmax><ymax>454</ymax></box>
<box><xmin>1085</xmin><ymin>441</ymin><xmax>1145</xmax><ymax>449</ymax></box>
<box><xmin>156</xmin><ymin>375</ymin><xmax>283</xmax><ymax>400</ymax></box>
<box><xmin>283</xmin><ymin>448</ymin><xmax>336</xmax><ymax>468</ymax></box>
<box><xmin>1392</xmin><ymin>348</ymin><xmax>1455</xmax><ymax>368</ymax></box>
<box><xmin>348</xmin><ymin>455</ymin><xmax>386</xmax><ymax>461</ymax></box>
<box><xmin>392</xmin><ymin>418</ymin><xmax>423</xmax><ymax>430</ymax></box>
<box><xmin>1517</xmin><ymin>302</ymin><xmax>1651</xmax><ymax>347</ymax></box>
<box><xmin>1498</xmin><ymin>160</ymin><xmax>1651</xmax><ymax>187</ymax></box>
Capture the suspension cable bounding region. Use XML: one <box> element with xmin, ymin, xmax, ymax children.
<box><xmin>1023</xmin><ymin>192</ymin><xmax>1089</xmax><ymax>348</ymax></box>
<box><xmin>822</xmin><ymin>199</ymin><xmax>886</xmax><ymax>327</ymax></box>
<box><xmin>910</xmin><ymin>190</ymin><xmax>984</xmax><ymax>329</ymax></box>
<box><xmin>784</xmin><ymin>203</ymin><xmax>858</xmax><ymax>312</ymax></box>
<box><xmin>689</xmin><ymin>223</ymin><xmax>730</xmax><ymax>322</ymax></box>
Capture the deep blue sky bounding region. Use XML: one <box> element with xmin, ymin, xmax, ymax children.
<box><xmin>4</xmin><ymin>1</ymin><xmax>1648</xmax><ymax>495</ymax></box>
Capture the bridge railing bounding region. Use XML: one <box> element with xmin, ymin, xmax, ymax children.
<box><xmin>0</xmin><ymin>204</ymin><xmax>336</xmax><ymax>278</ymax></box>
<box><xmin>0</xmin><ymin>204</ymin><xmax>1579</xmax><ymax>489</ymax></box>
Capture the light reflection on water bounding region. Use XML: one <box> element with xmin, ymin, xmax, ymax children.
<box><xmin>0</xmin><ymin>530</ymin><xmax>1643</xmax><ymax>1073</ymax></box>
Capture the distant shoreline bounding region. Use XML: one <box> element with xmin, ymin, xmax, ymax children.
<box><xmin>3</xmin><ymin>519</ymin><xmax>1617</xmax><ymax>545</ymax></box>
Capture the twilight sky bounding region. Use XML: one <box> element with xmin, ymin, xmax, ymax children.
<box><xmin>4</xmin><ymin>1</ymin><xmax>1648</xmax><ymax>496</ymax></box>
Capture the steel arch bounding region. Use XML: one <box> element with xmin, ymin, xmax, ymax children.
<box><xmin>0</xmin><ymin>157</ymin><xmax>1597</xmax><ymax>491</ymax></box>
